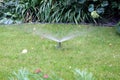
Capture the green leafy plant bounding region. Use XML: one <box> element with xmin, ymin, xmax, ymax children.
<box><xmin>9</xmin><ymin>68</ymin><xmax>64</xmax><ymax>80</ymax></box>
<box><xmin>9</xmin><ymin>68</ymin><xmax>30</xmax><ymax>80</ymax></box>
<box><xmin>74</xmin><ymin>69</ymin><xmax>95</xmax><ymax>80</ymax></box>
<box><xmin>0</xmin><ymin>0</ymin><xmax>22</xmax><ymax>24</ymax></box>
<box><xmin>116</xmin><ymin>22</ymin><xmax>120</xmax><ymax>34</ymax></box>
<box><xmin>9</xmin><ymin>68</ymin><xmax>95</xmax><ymax>80</ymax></box>
<box><xmin>1</xmin><ymin>0</ymin><xmax>119</xmax><ymax>24</ymax></box>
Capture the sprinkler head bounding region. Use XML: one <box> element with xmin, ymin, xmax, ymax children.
<box><xmin>57</xmin><ymin>42</ymin><xmax>62</xmax><ymax>48</ymax></box>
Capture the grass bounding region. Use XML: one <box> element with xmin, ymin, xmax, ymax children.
<box><xmin>0</xmin><ymin>23</ymin><xmax>120</xmax><ymax>80</ymax></box>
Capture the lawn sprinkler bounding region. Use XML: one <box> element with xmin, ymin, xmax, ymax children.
<box><xmin>57</xmin><ymin>42</ymin><xmax>62</xmax><ymax>48</ymax></box>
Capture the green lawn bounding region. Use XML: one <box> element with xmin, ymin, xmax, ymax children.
<box><xmin>0</xmin><ymin>23</ymin><xmax>120</xmax><ymax>80</ymax></box>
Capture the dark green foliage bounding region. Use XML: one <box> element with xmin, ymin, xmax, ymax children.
<box><xmin>0</xmin><ymin>0</ymin><xmax>120</xmax><ymax>24</ymax></box>
<box><xmin>0</xmin><ymin>0</ymin><xmax>22</xmax><ymax>24</ymax></box>
<box><xmin>116</xmin><ymin>22</ymin><xmax>120</xmax><ymax>34</ymax></box>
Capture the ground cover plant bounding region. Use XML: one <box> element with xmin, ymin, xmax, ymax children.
<box><xmin>116</xmin><ymin>22</ymin><xmax>120</xmax><ymax>34</ymax></box>
<box><xmin>0</xmin><ymin>23</ymin><xmax>120</xmax><ymax>80</ymax></box>
<box><xmin>9</xmin><ymin>68</ymin><xmax>95</xmax><ymax>80</ymax></box>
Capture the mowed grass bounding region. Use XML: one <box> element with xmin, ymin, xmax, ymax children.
<box><xmin>0</xmin><ymin>23</ymin><xmax>120</xmax><ymax>80</ymax></box>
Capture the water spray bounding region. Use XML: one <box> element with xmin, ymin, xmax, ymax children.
<box><xmin>33</xmin><ymin>27</ymin><xmax>79</xmax><ymax>49</ymax></box>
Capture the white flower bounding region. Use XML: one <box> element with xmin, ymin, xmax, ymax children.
<box><xmin>91</xmin><ymin>11</ymin><xmax>99</xmax><ymax>18</ymax></box>
<box><xmin>22</xmin><ymin>49</ymin><xmax>28</xmax><ymax>54</ymax></box>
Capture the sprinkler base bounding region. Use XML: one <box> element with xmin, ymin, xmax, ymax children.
<box><xmin>57</xmin><ymin>42</ymin><xmax>62</xmax><ymax>48</ymax></box>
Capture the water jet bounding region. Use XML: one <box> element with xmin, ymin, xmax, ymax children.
<box><xmin>18</xmin><ymin>23</ymin><xmax>93</xmax><ymax>48</ymax></box>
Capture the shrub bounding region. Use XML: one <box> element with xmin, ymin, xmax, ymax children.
<box><xmin>0</xmin><ymin>0</ymin><xmax>119</xmax><ymax>24</ymax></box>
<box><xmin>116</xmin><ymin>22</ymin><xmax>120</xmax><ymax>34</ymax></box>
<box><xmin>0</xmin><ymin>0</ymin><xmax>22</xmax><ymax>24</ymax></box>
